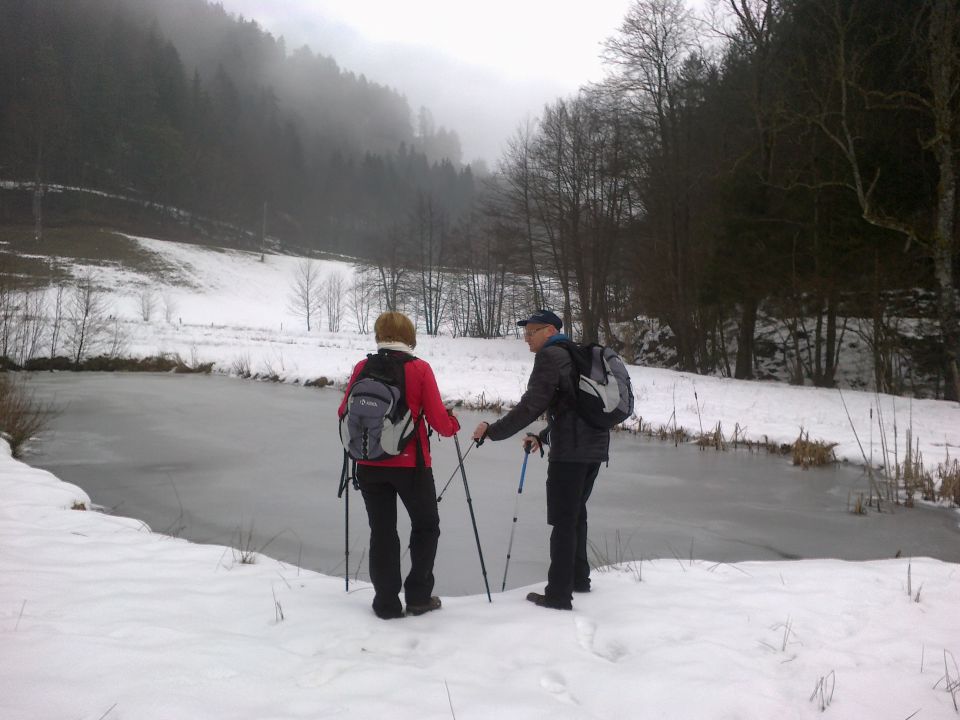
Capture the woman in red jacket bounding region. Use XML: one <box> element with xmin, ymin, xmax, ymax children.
<box><xmin>338</xmin><ymin>311</ymin><xmax>460</xmax><ymax>619</ymax></box>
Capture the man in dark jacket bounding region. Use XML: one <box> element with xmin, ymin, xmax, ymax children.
<box><xmin>472</xmin><ymin>309</ymin><xmax>609</xmax><ymax>610</ymax></box>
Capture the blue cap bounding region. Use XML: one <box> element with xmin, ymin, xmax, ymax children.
<box><xmin>517</xmin><ymin>309</ymin><xmax>562</xmax><ymax>330</ymax></box>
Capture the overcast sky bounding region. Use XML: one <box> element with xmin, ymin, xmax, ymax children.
<box><xmin>216</xmin><ymin>0</ymin><xmax>637</xmax><ymax>165</ymax></box>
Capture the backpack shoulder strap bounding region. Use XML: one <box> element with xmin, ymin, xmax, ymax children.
<box><xmin>377</xmin><ymin>353</ymin><xmax>428</xmax><ymax>472</ymax></box>
<box><xmin>550</xmin><ymin>339</ymin><xmax>591</xmax><ymax>375</ymax></box>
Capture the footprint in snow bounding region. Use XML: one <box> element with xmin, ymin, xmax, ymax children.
<box><xmin>575</xmin><ymin>616</ymin><xmax>597</xmax><ymax>654</ymax></box>
<box><xmin>540</xmin><ymin>671</ymin><xmax>579</xmax><ymax>705</ymax></box>
<box><xmin>575</xmin><ymin>615</ymin><xmax>627</xmax><ymax>663</ymax></box>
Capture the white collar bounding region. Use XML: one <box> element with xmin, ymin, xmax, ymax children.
<box><xmin>376</xmin><ymin>341</ymin><xmax>416</xmax><ymax>356</ymax></box>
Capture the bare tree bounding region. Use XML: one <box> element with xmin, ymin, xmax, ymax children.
<box><xmin>287</xmin><ymin>259</ymin><xmax>324</xmax><ymax>332</ymax></box>
<box><xmin>324</xmin><ymin>270</ymin><xmax>345</xmax><ymax>332</ymax></box>
<box><xmin>412</xmin><ymin>194</ymin><xmax>449</xmax><ymax>336</ymax></box>
<box><xmin>603</xmin><ymin>0</ymin><xmax>710</xmax><ymax>365</ymax></box>
<box><xmin>375</xmin><ymin>224</ymin><xmax>409</xmax><ymax>312</ymax></box>
<box><xmin>47</xmin><ymin>281</ymin><xmax>66</xmax><ymax>359</ymax></box>
<box><xmin>65</xmin><ymin>275</ymin><xmax>109</xmax><ymax>365</ymax></box>
<box><xmin>520</xmin><ymin>88</ymin><xmax>639</xmax><ymax>343</ymax></box>
<box><xmin>528</xmin><ymin>99</ymin><xmax>576</xmax><ymax>333</ymax></box>
<box><xmin>446</xmin><ymin>211</ymin><xmax>512</xmax><ymax>337</ymax></box>
<box><xmin>0</xmin><ymin>284</ymin><xmax>46</xmax><ymax>366</ymax></box>
<box><xmin>496</xmin><ymin>121</ymin><xmax>547</xmax><ymax>308</ymax></box>
<box><xmin>348</xmin><ymin>265</ymin><xmax>377</xmax><ymax>334</ymax></box>
<box><xmin>162</xmin><ymin>293</ymin><xmax>179</xmax><ymax>325</ymax></box>
<box><xmin>139</xmin><ymin>288</ymin><xmax>156</xmax><ymax>322</ymax></box>
<box><xmin>13</xmin><ymin>289</ymin><xmax>46</xmax><ymax>366</ymax></box>
<box><xmin>104</xmin><ymin>317</ymin><xmax>128</xmax><ymax>359</ymax></box>
<box><xmin>0</xmin><ymin>280</ymin><xmax>16</xmax><ymax>361</ymax></box>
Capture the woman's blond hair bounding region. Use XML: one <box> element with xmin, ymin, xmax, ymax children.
<box><xmin>374</xmin><ymin>311</ymin><xmax>417</xmax><ymax>348</ymax></box>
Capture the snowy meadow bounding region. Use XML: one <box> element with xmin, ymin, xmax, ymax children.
<box><xmin>2</xmin><ymin>233</ymin><xmax>960</xmax><ymax>719</ymax></box>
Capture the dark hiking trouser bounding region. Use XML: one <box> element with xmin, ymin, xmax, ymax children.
<box><xmin>544</xmin><ymin>461</ymin><xmax>600</xmax><ymax>606</ymax></box>
<box><xmin>356</xmin><ymin>465</ymin><xmax>440</xmax><ymax>616</ymax></box>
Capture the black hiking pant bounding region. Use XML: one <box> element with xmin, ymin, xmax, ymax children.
<box><xmin>356</xmin><ymin>465</ymin><xmax>440</xmax><ymax>617</ymax></box>
<box><xmin>544</xmin><ymin>461</ymin><xmax>600</xmax><ymax>607</ymax></box>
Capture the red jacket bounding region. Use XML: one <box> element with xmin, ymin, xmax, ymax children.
<box><xmin>338</xmin><ymin>354</ymin><xmax>460</xmax><ymax>468</ymax></box>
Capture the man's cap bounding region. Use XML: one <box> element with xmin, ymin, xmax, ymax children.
<box><xmin>517</xmin><ymin>309</ymin><xmax>562</xmax><ymax>330</ymax></box>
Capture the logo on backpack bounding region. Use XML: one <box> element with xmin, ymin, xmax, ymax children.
<box><xmin>339</xmin><ymin>351</ymin><xmax>418</xmax><ymax>461</ymax></box>
<box><xmin>558</xmin><ymin>341</ymin><xmax>634</xmax><ymax>429</ymax></box>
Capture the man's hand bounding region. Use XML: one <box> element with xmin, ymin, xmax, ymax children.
<box><xmin>472</xmin><ymin>421</ymin><xmax>490</xmax><ymax>442</ymax></box>
<box><xmin>522</xmin><ymin>433</ymin><xmax>541</xmax><ymax>455</ymax></box>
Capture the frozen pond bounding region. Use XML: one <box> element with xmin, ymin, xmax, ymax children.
<box><xmin>25</xmin><ymin>373</ymin><xmax>960</xmax><ymax>597</ymax></box>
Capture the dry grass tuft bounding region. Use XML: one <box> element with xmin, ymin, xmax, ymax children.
<box><xmin>791</xmin><ymin>428</ymin><xmax>837</xmax><ymax>468</ymax></box>
<box><xmin>901</xmin><ymin>430</ymin><xmax>929</xmax><ymax>506</ymax></box>
<box><xmin>848</xmin><ymin>491</ymin><xmax>867</xmax><ymax>515</ymax></box>
<box><xmin>654</xmin><ymin>424</ymin><xmax>691</xmax><ymax>445</ymax></box>
<box><xmin>938</xmin><ymin>459</ymin><xmax>960</xmax><ymax>507</ymax></box>
<box><xmin>696</xmin><ymin>421</ymin><xmax>726</xmax><ymax>451</ymax></box>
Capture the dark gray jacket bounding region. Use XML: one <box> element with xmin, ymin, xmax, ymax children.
<box><xmin>486</xmin><ymin>338</ymin><xmax>610</xmax><ymax>463</ymax></box>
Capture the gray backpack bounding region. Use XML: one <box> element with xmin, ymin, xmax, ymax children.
<box><xmin>557</xmin><ymin>341</ymin><xmax>634</xmax><ymax>429</ymax></box>
<box><xmin>339</xmin><ymin>350</ymin><xmax>418</xmax><ymax>461</ymax></box>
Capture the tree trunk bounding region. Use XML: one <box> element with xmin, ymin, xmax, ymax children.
<box><xmin>928</xmin><ymin>0</ymin><xmax>960</xmax><ymax>401</ymax></box>
<box><xmin>734</xmin><ymin>298</ymin><xmax>757</xmax><ymax>379</ymax></box>
<box><xmin>823</xmin><ymin>290</ymin><xmax>838</xmax><ymax>388</ymax></box>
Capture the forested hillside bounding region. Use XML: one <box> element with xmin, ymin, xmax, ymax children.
<box><xmin>0</xmin><ymin>0</ymin><xmax>957</xmax><ymax>402</ymax></box>
<box><xmin>0</xmin><ymin>0</ymin><xmax>474</xmax><ymax>254</ymax></box>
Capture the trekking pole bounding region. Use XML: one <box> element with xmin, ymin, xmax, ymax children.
<box><xmin>453</xmin><ymin>433</ymin><xmax>492</xmax><ymax>602</ymax></box>
<box><xmin>337</xmin><ymin>452</ymin><xmax>351</xmax><ymax>592</ymax></box>
<box><xmin>501</xmin><ymin>446</ymin><xmax>530</xmax><ymax>592</ymax></box>
<box><xmin>436</xmin><ymin>438</ymin><xmax>475</xmax><ymax>502</ymax></box>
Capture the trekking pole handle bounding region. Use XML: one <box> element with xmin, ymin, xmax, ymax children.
<box><xmin>518</xmin><ymin>446</ymin><xmax>530</xmax><ymax>494</ymax></box>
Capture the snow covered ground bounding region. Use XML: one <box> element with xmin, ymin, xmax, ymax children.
<box><xmin>3</xmin><ymin>233</ymin><xmax>960</xmax><ymax>719</ymax></box>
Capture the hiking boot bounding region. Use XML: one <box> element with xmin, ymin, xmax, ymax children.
<box><xmin>573</xmin><ymin>581</ymin><xmax>591</xmax><ymax>593</ymax></box>
<box><xmin>406</xmin><ymin>596</ymin><xmax>442</xmax><ymax>616</ymax></box>
<box><xmin>526</xmin><ymin>592</ymin><xmax>572</xmax><ymax>611</ymax></box>
<box><xmin>374</xmin><ymin>607</ymin><xmax>405</xmax><ymax>620</ymax></box>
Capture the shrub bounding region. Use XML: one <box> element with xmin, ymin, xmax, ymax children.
<box><xmin>23</xmin><ymin>356</ymin><xmax>74</xmax><ymax>371</ymax></box>
<box><xmin>232</xmin><ymin>354</ymin><xmax>252</xmax><ymax>378</ymax></box>
<box><xmin>0</xmin><ymin>374</ymin><xmax>58</xmax><ymax>458</ymax></box>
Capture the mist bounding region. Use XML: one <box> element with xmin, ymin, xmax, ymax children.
<box><xmin>215</xmin><ymin>0</ymin><xmax>632</xmax><ymax>165</ymax></box>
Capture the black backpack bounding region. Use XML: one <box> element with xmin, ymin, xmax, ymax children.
<box><xmin>339</xmin><ymin>350</ymin><xmax>418</xmax><ymax>462</ymax></box>
<box><xmin>556</xmin><ymin>340</ymin><xmax>634</xmax><ymax>429</ymax></box>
